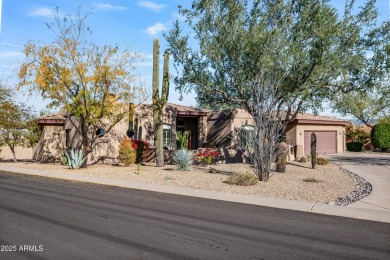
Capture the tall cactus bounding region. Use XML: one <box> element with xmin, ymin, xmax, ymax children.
<box><xmin>311</xmin><ymin>132</ymin><xmax>317</xmax><ymax>169</ymax></box>
<box><xmin>152</xmin><ymin>38</ymin><xmax>170</xmax><ymax>167</ymax></box>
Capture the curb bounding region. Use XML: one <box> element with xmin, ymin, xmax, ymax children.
<box><xmin>1</xmin><ymin>165</ymin><xmax>389</xmax><ymax>224</ymax></box>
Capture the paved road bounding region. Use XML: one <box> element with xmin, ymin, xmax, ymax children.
<box><xmin>1</xmin><ymin>172</ymin><xmax>389</xmax><ymax>260</ymax></box>
<box><xmin>328</xmin><ymin>152</ymin><xmax>390</xmax><ymax>212</ymax></box>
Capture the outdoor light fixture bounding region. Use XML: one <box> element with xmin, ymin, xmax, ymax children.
<box><xmin>126</xmin><ymin>129</ymin><xmax>135</xmax><ymax>138</ymax></box>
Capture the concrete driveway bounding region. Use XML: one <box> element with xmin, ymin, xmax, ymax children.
<box><xmin>327</xmin><ymin>152</ymin><xmax>390</xmax><ymax>212</ymax></box>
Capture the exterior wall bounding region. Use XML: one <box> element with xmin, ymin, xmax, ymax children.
<box><xmin>294</xmin><ymin>124</ymin><xmax>346</xmax><ymax>158</ymax></box>
<box><xmin>0</xmin><ymin>145</ymin><xmax>33</xmax><ymax>161</ymax></box>
<box><xmin>33</xmin><ymin>125</ymin><xmax>65</xmax><ymax>162</ymax></box>
<box><xmin>285</xmin><ymin>126</ymin><xmax>296</xmax><ymax>147</ymax></box>
<box><xmin>133</xmin><ymin>105</ymin><xmax>176</xmax><ymax>148</ymax></box>
<box><xmin>207</xmin><ymin>110</ymin><xmax>234</xmax><ymax>147</ymax></box>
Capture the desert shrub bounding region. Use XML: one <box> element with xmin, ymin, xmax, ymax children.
<box><xmin>202</xmin><ymin>141</ymin><xmax>217</xmax><ymax>148</ymax></box>
<box><xmin>60</xmin><ymin>154</ymin><xmax>68</xmax><ymax>165</ymax></box>
<box><xmin>224</xmin><ymin>172</ymin><xmax>258</xmax><ymax>186</ymax></box>
<box><xmin>345</xmin><ymin>125</ymin><xmax>370</xmax><ymax>143</ymax></box>
<box><xmin>131</xmin><ymin>139</ymin><xmax>150</xmax><ymax>163</ymax></box>
<box><xmin>118</xmin><ymin>138</ymin><xmax>136</xmax><ymax>166</ymax></box>
<box><xmin>346</xmin><ymin>142</ymin><xmax>364</xmax><ymax>152</ymax></box>
<box><xmin>195</xmin><ymin>148</ymin><xmax>218</xmax><ymax>165</ymax></box>
<box><xmin>172</xmin><ymin>149</ymin><xmax>193</xmax><ymax>171</ymax></box>
<box><xmin>302</xmin><ymin>177</ymin><xmax>321</xmax><ymax>183</ymax></box>
<box><xmin>316</xmin><ymin>157</ymin><xmax>329</xmax><ymax>165</ymax></box>
<box><xmin>371</xmin><ymin>124</ymin><xmax>390</xmax><ymax>151</ymax></box>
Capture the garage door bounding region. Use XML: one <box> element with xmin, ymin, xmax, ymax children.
<box><xmin>304</xmin><ymin>131</ymin><xmax>336</xmax><ymax>156</ymax></box>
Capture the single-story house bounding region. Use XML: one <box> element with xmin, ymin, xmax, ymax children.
<box><xmin>0</xmin><ymin>103</ymin><xmax>350</xmax><ymax>163</ymax></box>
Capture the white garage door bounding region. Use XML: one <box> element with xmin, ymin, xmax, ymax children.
<box><xmin>304</xmin><ymin>131</ymin><xmax>337</xmax><ymax>156</ymax></box>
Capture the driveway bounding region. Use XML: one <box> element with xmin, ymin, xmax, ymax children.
<box><xmin>327</xmin><ymin>152</ymin><xmax>390</xmax><ymax>212</ymax></box>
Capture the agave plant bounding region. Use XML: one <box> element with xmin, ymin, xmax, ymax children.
<box><xmin>172</xmin><ymin>149</ymin><xmax>193</xmax><ymax>171</ymax></box>
<box><xmin>65</xmin><ymin>149</ymin><xmax>86</xmax><ymax>169</ymax></box>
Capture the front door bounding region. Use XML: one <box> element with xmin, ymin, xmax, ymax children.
<box><xmin>176</xmin><ymin>117</ymin><xmax>199</xmax><ymax>149</ymax></box>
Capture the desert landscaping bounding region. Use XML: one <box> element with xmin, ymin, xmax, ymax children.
<box><xmin>1</xmin><ymin>160</ymin><xmax>357</xmax><ymax>204</ymax></box>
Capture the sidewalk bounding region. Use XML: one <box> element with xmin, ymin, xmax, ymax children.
<box><xmin>1</xmin><ymin>163</ymin><xmax>389</xmax><ymax>224</ymax></box>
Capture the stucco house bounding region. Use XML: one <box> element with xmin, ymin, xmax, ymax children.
<box><xmin>0</xmin><ymin>103</ymin><xmax>350</xmax><ymax>163</ymax></box>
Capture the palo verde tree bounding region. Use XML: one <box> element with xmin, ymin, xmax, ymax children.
<box><xmin>165</xmin><ymin>0</ymin><xmax>389</xmax><ymax>180</ymax></box>
<box><xmin>0</xmin><ymin>101</ymin><xmax>38</xmax><ymax>163</ymax></box>
<box><xmin>152</xmin><ymin>38</ymin><xmax>170</xmax><ymax>167</ymax></box>
<box><xmin>18</xmin><ymin>8</ymin><xmax>145</xmax><ymax>167</ymax></box>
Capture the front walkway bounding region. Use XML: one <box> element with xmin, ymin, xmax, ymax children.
<box><xmin>327</xmin><ymin>152</ymin><xmax>390</xmax><ymax>212</ymax></box>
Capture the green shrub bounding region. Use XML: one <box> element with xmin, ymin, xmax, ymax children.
<box><xmin>316</xmin><ymin>157</ymin><xmax>329</xmax><ymax>165</ymax></box>
<box><xmin>118</xmin><ymin>138</ymin><xmax>136</xmax><ymax>166</ymax></box>
<box><xmin>172</xmin><ymin>149</ymin><xmax>193</xmax><ymax>171</ymax></box>
<box><xmin>224</xmin><ymin>172</ymin><xmax>258</xmax><ymax>186</ymax></box>
<box><xmin>346</xmin><ymin>142</ymin><xmax>364</xmax><ymax>152</ymax></box>
<box><xmin>371</xmin><ymin>124</ymin><xmax>390</xmax><ymax>150</ymax></box>
<box><xmin>60</xmin><ymin>154</ymin><xmax>68</xmax><ymax>165</ymax></box>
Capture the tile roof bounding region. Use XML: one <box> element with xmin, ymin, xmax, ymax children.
<box><xmin>294</xmin><ymin>113</ymin><xmax>348</xmax><ymax>122</ymax></box>
<box><xmin>38</xmin><ymin>114</ymin><xmax>66</xmax><ymax>120</ymax></box>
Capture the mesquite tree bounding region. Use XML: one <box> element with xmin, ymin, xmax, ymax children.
<box><xmin>152</xmin><ymin>38</ymin><xmax>170</xmax><ymax>167</ymax></box>
<box><xmin>165</xmin><ymin>0</ymin><xmax>388</xmax><ymax>180</ymax></box>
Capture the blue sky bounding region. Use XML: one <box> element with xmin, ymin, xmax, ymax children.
<box><xmin>0</xmin><ymin>0</ymin><xmax>389</xmax><ymax>116</ymax></box>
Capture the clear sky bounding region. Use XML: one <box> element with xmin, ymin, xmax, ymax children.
<box><xmin>0</xmin><ymin>0</ymin><xmax>389</xmax><ymax>116</ymax></box>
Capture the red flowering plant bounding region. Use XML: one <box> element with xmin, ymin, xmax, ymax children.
<box><xmin>131</xmin><ymin>140</ymin><xmax>151</xmax><ymax>163</ymax></box>
<box><xmin>202</xmin><ymin>141</ymin><xmax>217</xmax><ymax>148</ymax></box>
<box><xmin>195</xmin><ymin>148</ymin><xmax>219</xmax><ymax>165</ymax></box>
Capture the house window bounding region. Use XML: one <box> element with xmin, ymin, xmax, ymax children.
<box><xmin>163</xmin><ymin>124</ymin><xmax>172</xmax><ymax>147</ymax></box>
<box><xmin>65</xmin><ymin>129</ymin><xmax>70</xmax><ymax>148</ymax></box>
<box><xmin>240</xmin><ymin>125</ymin><xmax>255</xmax><ymax>149</ymax></box>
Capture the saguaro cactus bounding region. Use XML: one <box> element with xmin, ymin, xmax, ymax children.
<box><xmin>152</xmin><ymin>38</ymin><xmax>170</xmax><ymax>167</ymax></box>
<box><xmin>311</xmin><ymin>132</ymin><xmax>317</xmax><ymax>169</ymax></box>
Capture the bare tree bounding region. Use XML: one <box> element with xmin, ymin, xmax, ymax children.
<box><xmin>235</xmin><ymin>71</ymin><xmax>291</xmax><ymax>181</ymax></box>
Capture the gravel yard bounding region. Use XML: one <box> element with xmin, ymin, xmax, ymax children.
<box><xmin>1</xmin><ymin>160</ymin><xmax>357</xmax><ymax>204</ymax></box>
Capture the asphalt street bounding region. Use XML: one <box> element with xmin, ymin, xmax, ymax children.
<box><xmin>0</xmin><ymin>171</ymin><xmax>389</xmax><ymax>260</ymax></box>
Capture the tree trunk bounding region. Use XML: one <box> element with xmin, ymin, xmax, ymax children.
<box><xmin>80</xmin><ymin>118</ymin><xmax>89</xmax><ymax>168</ymax></box>
<box><xmin>10</xmin><ymin>146</ymin><xmax>17</xmax><ymax>163</ymax></box>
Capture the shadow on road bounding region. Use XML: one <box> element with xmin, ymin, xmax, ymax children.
<box><xmin>327</xmin><ymin>153</ymin><xmax>390</xmax><ymax>166</ymax></box>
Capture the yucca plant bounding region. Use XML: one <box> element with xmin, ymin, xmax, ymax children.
<box><xmin>65</xmin><ymin>149</ymin><xmax>86</xmax><ymax>169</ymax></box>
<box><xmin>172</xmin><ymin>149</ymin><xmax>193</xmax><ymax>171</ymax></box>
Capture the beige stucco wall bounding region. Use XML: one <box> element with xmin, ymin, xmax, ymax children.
<box><xmin>293</xmin><ymin>124</ymin><xmax>346</xmax><ymax>158</ymax></box>
<box><xmin>207</xmin><ymin>110</ymin><xmax>234</xmax><ymax>147</ymax></box>
<box><xmin>133</xmin><ymin>105</ymin><xmax>177</xmax><ymax>149</ymax></box>
<box><xmin>0</xmin><ymin>145</ymin><xmax>33</xmax><ymax>161</ymax></box>
<box><xmin>33</xmin><ymin>125</ymin><xmax>65</xmax><ymax>162</ymax></box>
<box><xmin>285</xmin><ymin>127</ymin><xmax>296</xmax><ymax>147</ymax></box>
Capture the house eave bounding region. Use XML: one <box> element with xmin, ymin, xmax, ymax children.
<box><xmin>38</xmin><ymin>119</ymin><xmax>65</xmax><ymax>125</ymax></box>
<box><xmin>177</xmin><ymin>111</ymin><xmax>208</xmax><ymax>117</ymax></box>
<box><xmin>290</xmin><ymin>119</ymin><xmax>351</xmax><ymax>127</ymax></box>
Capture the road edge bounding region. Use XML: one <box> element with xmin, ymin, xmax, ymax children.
<box><xmin>1</xmin><ymin>165</ymin><xmax>389</xmax><ymax>224</ymax></box>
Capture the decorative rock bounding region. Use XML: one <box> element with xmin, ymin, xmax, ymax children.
<box><xmin>333</xmin><ymin>168</ymin><xmax>372</xmax><ymax>206</ymax></box>
<box><xmin>299</xmin><ymin>157</ymin><xmax>307</xmax><ymax>163</ymax></box>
